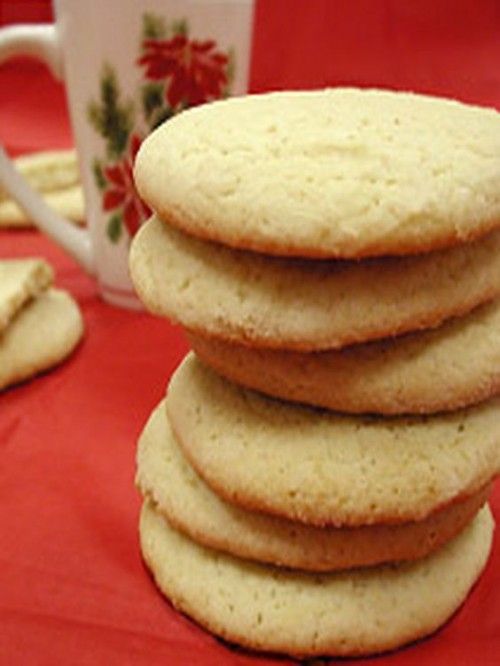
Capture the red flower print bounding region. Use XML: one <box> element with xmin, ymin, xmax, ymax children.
<box><xmin>138</xmin><ymin>35</ymin><xmax>229</xmax><ymax>108</ymax></box>
<box><xmin>102</xmin><ymin>134</ymin><xmax>151</xmax><ymax>237</ymax></box>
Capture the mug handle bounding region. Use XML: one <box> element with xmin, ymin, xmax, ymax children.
<box><xmin>0</xmin><ymin>25</ymin><xmax>94</xmax><ymax>273</ymax></box>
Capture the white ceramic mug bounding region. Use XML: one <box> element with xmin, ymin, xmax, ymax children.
<box><xmin>0</xmin><ymin>0</ymin><xmax>254</xmax><ymax>307</ymax></box>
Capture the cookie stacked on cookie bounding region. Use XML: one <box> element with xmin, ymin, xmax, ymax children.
<box><xmin>0</xmin><ymin>258</ymin><xmax>83</xmax><ymax>390</ymax></box>
<box><xmin>130</xmin><ymin>89</ymin><xmax>500</xmax><ymax>658</ymax></box>
<box><xmin>0</xmin><ymin>150</ymin><xmax>85</xmax><ymax>227</ymax></box>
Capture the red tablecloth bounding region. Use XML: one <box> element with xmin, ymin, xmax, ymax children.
<box><xmin>1</xmin><ymin>1</ymin><xmax>499</xmax><ymax>664</ymax></box>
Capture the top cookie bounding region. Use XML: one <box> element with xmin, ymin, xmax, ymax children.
<box><xmin>135</xmin><ymin>88</ymin><xmax>500</xmax><ymax>259</ymax></box>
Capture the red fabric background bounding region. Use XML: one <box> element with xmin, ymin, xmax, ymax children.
<box><xmin>0</xmin><ymin>1</ymin><xmax>499</xmax><ymax>664</ymax></box>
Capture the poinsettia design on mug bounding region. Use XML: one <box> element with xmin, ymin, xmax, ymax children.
<box><xmin>87</xmin><ymin>13</ymin><xmax>235</xmax><ymax>244</ymax></box>
<box><xmin>138</xmin><ymin>34</ymin><xmax>230</xmax><ymax>109</ymax></box>
<box><xmin>101</xmin><ymin>134</ymin><xmax>152</xmax><ymax>238</ymax></box>
<box><xmin>138</xmin><ymin>15</ymin><xmax>234</xmax><ymax>129</ymax></box>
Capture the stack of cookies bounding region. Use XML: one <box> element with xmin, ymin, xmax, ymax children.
<box><xmin>130</xmin><ymin>89</ymin><xmax>500</xmax><ymax>658</ymax></box>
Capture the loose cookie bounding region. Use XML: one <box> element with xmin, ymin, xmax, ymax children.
<box><xmin>0</xmin><ymin>185</ymin><xmax>85</xmax><ymax>228</ymax></box>
<box><xmin>0</xmin><ymin>288</ymin><xmax>83</xmax><ymax>390</ymax></box>
<box><xmin>0</xmin><ymin>150</ymin><xmax>80</xmax><ymax>200</ymax></box>
<box><xmin>0</xmin><ymin>150</ymin><xmax>84</xmax><ymax>227</ymax></box>
<box><xmin>0</xmin><ymin>258</ymin><xmax>54</xmax><ymax>332</ymax></box>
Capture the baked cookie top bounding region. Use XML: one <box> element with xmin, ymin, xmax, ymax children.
<box><xmin>166</xmin><ymin>354</ymin><xmax>500</xmax><ymax>527</ymax></box>
<box><xmin>188</xmin><ymin>298</ymin><xmax>500</xmax><ymax>415</ymax></box>
<box><xmin>140</xmin><ymin>501</ymin><xmax>493</xmax><ymax>658</ymax></box>
<box><xmin>130</xmin><ymin>217</ymin><xmax>500</xmax><ymax>351</ymax></box>
<box><xmin>135</xmin><ymin>88</ymin><xmax>500</xmax><ymax>258</ymax></box>
<box><xmin>137</xmin><ymin>400</ymin><xmax>490</xmax><ymax>571</ymax></box>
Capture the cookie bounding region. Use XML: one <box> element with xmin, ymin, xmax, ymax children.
<box><xmin>0</xmin><ymin>258</ymin><xmax>54</xmax><ymax>332</ymax></box>
<box><xmin>0</xmin><ymin>288</ymin><xmax>84</xmax><ymax>390</ymax></box>
<box><xmin>0</xmin><ymin>185</ymin><xmax>85</xmax><ymax>228</ymax></box>
<box><xmin>0</xmin><ymin>150</ymin><xmax>80</xmax><ymax>200</ymax></box>
<box><xmin>135</xmin><ymin>89</ymin><xmax>500</xmax><ymax>259</ymax></box>
<box><xmin>189</xmin><ymin>298</ymin><xmax>500</xmax><ymax>415</ymax></box>
<box><xmin>130</xmin><ymin>217</ymin><xmax>500</xmax><ymax>351</ymax></box>
<box><xmin>166</xmin><ymin>354</ymin><xmax>500</xmax><ymax>527</ymax></box>
<box><xmin>137</xmin><ymin>400</ymin><xmax>491</xmax><ymax>571</ymax></box>
<box><xmin>139</xmin><ymin>500</ymin><xmax>494</xmax><ymax>657</ymax></box>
